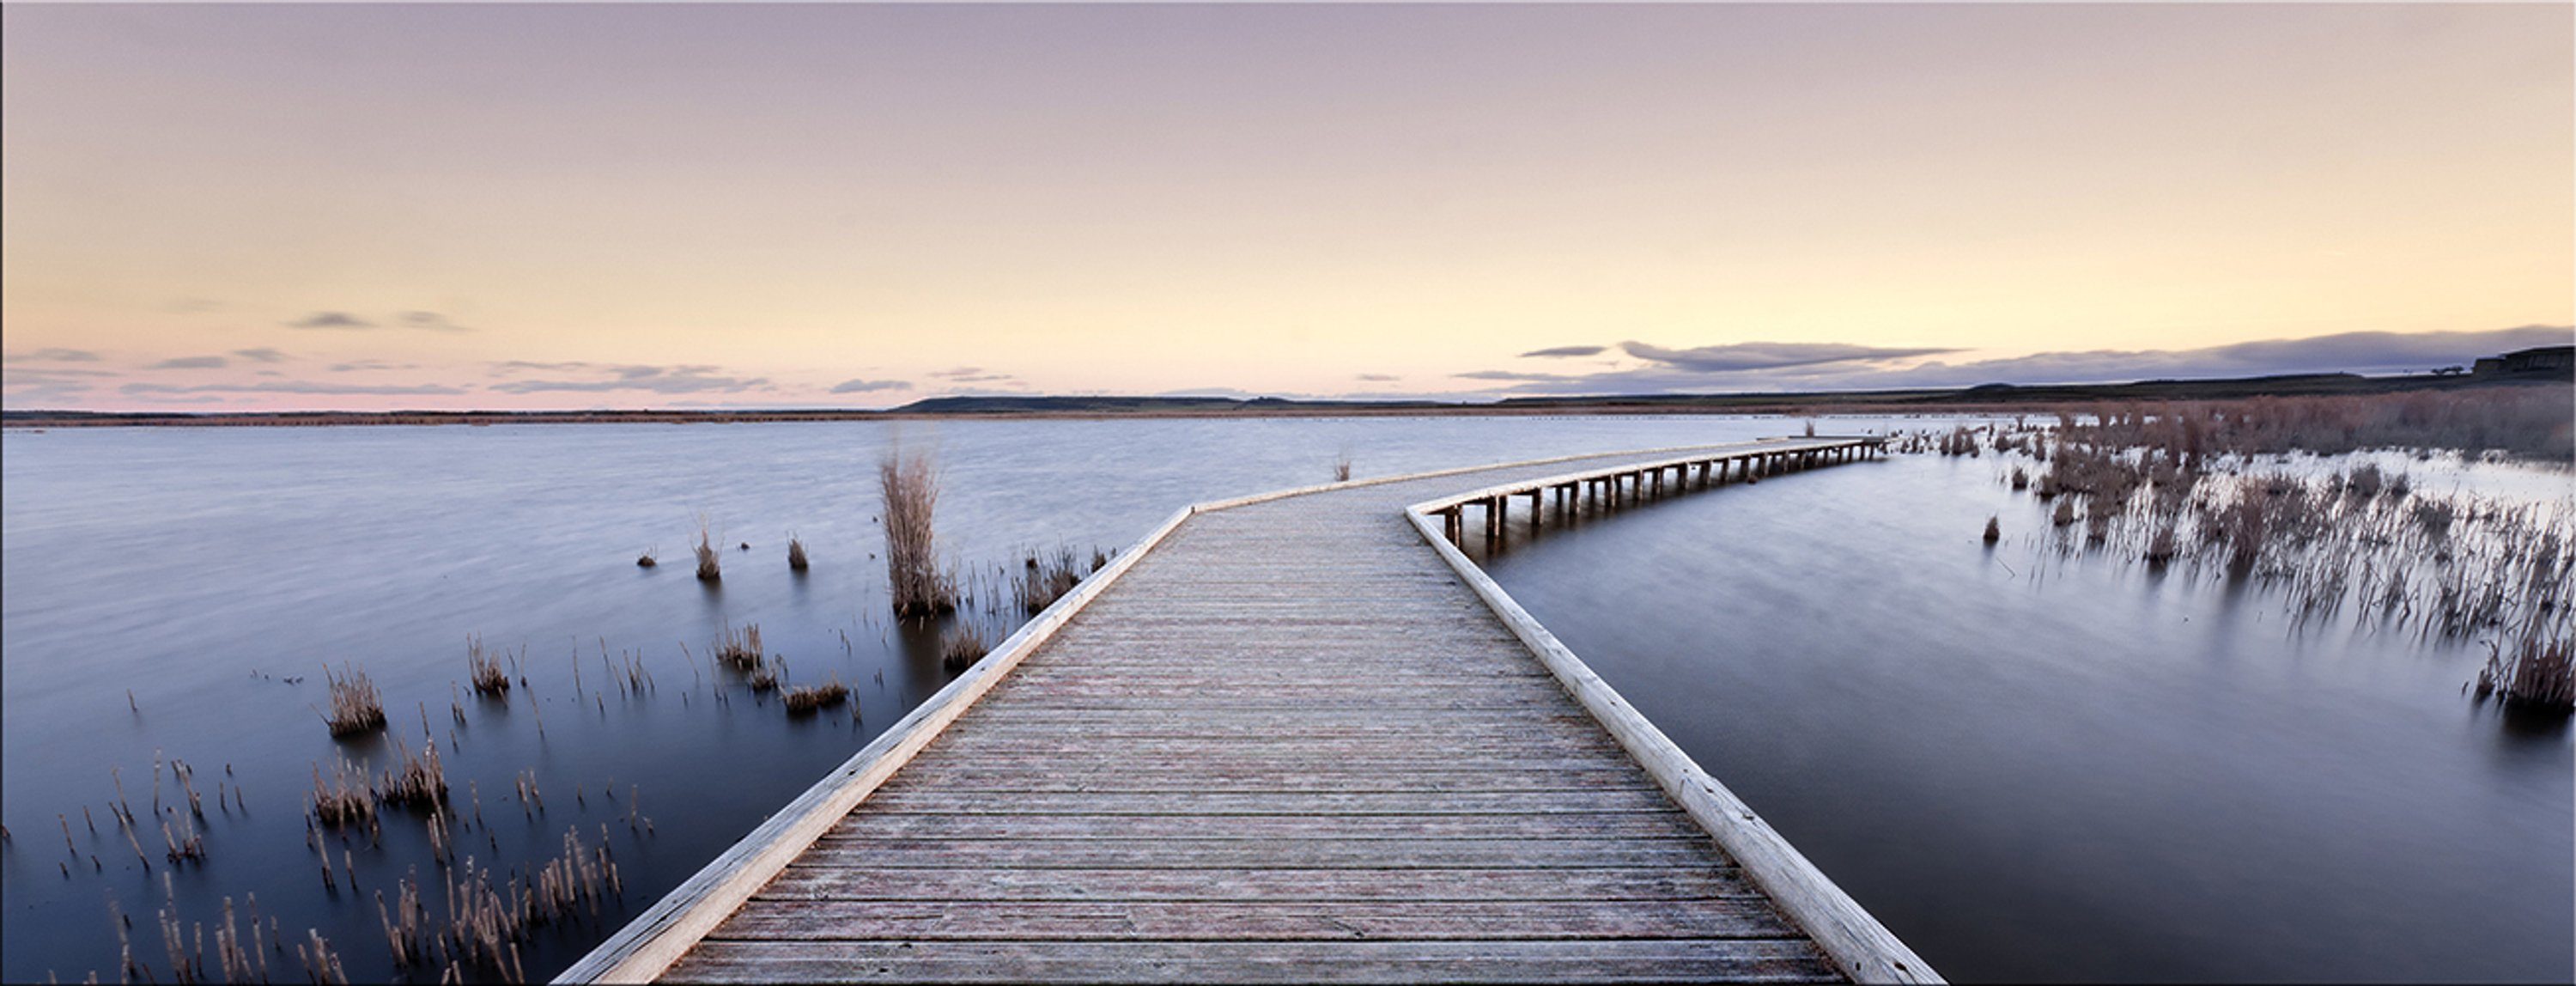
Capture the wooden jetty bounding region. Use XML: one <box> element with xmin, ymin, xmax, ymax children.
<box><xmin>562</xmin><ymin>437</ymin><xmax>1935</xmax><ymax>984</ymax></box>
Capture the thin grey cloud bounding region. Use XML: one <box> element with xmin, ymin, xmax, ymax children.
<box><xmin>288</xmin><ymin>312</ymin><xmax>374</xmax><ymax>330</ymax></box>
<box><xmin>1520</xmin><ymin>345</ymin><xmax>1607</xmax><ymax>358</ymax></box>
<box><xmin>232</xmin><ymin>348</ymin><xmax>288</xmax><ymax>363</ymax></box>
<box><xmin>488</xmin><ymin>364</ymin><xmax>768</xmax><ymax>395</ymax></box>
<box><xmin>489</xmin><ymin>360</ymin><xmax>593</xmax><ymax>375</ymax></box>
<box><xmin>1454</xmin><ymin>369</ymin><xmax>1583</xmax><ymax>383</ymax></box>
<box><xmin>397</xmin><ymin>311</ymin><xmax>472</xmax><ymax>332</ymax></box>
<box><xmin>3</xmin><ymin>348</ymin><xmax>103</xmax><ymax>363</ymax></box>
<box><xmin>149</xmin><ymin>356</ymin><xmax>229</xmax><ymax>370</ymax></box>
<box><xmin>1841</xmin><ymin>326</ymin><xmax>2575</xmax><ymax>390</ymax></box>
<box><xmin>120</xmin><ymin>380</ymin><xmax>470</xmax><ymax>396</ymax></box>
<box><xmin>830</xmin><ymin>378</ymin><xmax>913</xmax><ymax>394</ymax></box>
<box><xmin>1354</xmin><ymin>374</ymin><xmax>1400</xmax><ymax>382</ymax></box>
<box><xmin>330</xmin><ymin>359</ymin><xmax>418</xmax><ymax>373</ymax></box>
<box><xmin>1620</xmin><ymin>340</ymin><xmax>1962</xmax><ymax>373</ymax></box>
<box><xmin>285</xmin><ymin>310</ymin><xmax>471</xmax><ymax>332</ymax></box>
<box><xmin>0</xmin><ymin>375</ymin><xmax>98</xmax><ymax>405</ymax></box>
<box><xmin>1463</xmin><ymin>326</ymin><xmax>2574</xmax><ymax>396</ymax></box>
<box><xmin>927</xmin><ymin>366</ymin><xmax>1020</xmax><ymax>385</ymax></box>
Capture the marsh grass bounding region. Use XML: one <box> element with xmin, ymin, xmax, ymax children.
<box><xmin>1941</xmin><ymin>417</ymin><xmax>2575</xmax><ymax>709</ymax></box>
<box><xmin>1013</xmin><ymin>547</ymin><xmax>1096</xmax><ymax>615</ymax></box>
<box><xmin>2053</xmin><ymin>387</ymin><xmax>2574</xmax><ymax>462</ymax></box>
<box><xmin>781</xmin><ymin>678</ymin><xmax>848</xmax><ymax>715</ymax></box>
<box><xmin>881</xmin><ymin>447</ymin><xmax>957</xmax><ymax>617</ymax></box>
<box><xmin>712</xmin><ymin>624</ymin><xmax>763</xmax><ymax>671</ymax></box>
<box><xmin>2478</xmin><ymin>634</ymin><xmax>2574</xmax><ymax>712</ymax></box>
<box><xmin>787</xmin><ymin>536</ymin><xmax>809</xmax><ymax>571</ymax></box>
<box><xmin>940</xmin><ymin>624</ymin><xmax>990</xmax><ymax>671</ymax></box>
<box><xmin>692</xmin><ymin>523</ymin><xmax>721</xmax><ymax>581</ymax></box>
<box><xmin>465</xmin><ymin>636</ymin><xmax>511</xmax><ymax>697</ymax></box>
<box><xmin>320</xmin><ymin>665</ymin><xmax>386</xmax><ymax>738</ymax></box>
<box><xmin>308</xmin><ymin>763</ymin><xmax>375</xmax><ymax>828</ymax></box>
<box><xmin>135</xmin><ymin>887</ymin><xmax>336</xmax><ymax>986</ymax></box>
<box><xmin>367</xmin><ymin>825</ymin><xmax>620</xmax><ymax>979</ymax></box>
<box><xmin>378</xmin><ymin>739</ymin><xmax>447</xmax><ymax>811</ymax></box>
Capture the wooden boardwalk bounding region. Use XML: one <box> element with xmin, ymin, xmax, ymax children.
<box><xmin>563</xmin><ymin>440</ymin><xmax>1934</xmax><ymax>984</ymax></box>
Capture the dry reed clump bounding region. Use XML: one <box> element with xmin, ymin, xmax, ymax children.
<box><xmin>940</xmin><ymin>625</ymin><xmax>990</xmax><ymax>671</ymax></box>
<box><xmin>378</xmin><ymin>738</ymin><xmax>447</xmax><ymax>811</ymax></box>
<box><xmin>320</xmin><ymin>665</ymin><xmax>386</xmax><ymax>737</ymax></box>
<box><xmin>2144</xmin><ymin>524</ymin><xmax>2179</xmax><ymax>563</ymax></box>
<box><xmin>744</xmin><ymin>665</ymin><xmax>780</xmax><ymax>692</ymax></box>
<box><xmin>635</xmin><ymin>550</ymin><xmax>657</xmax><ymax>569</ymax></box>
<box><xmin>380</xmin><ymin>825</ymin><xmax>620</xmax><ymax>979</ymax></box>
<box><xmin>1332</xmin><ymin>452</ymin><xmax>1354</xmax><ymax>482</ymax></box>
<box><xmin>132</xmin><ymin>887</ymin><xmax>331</xmax><ymax>985</ymax></box>
<box><xmin>781</xmin><ymin>678</ymin><xmax>848</xmax><ymax>715</ymax></box>
<box><xmin>465</xmin><ymin>636</ymin><xmax>510</xmax><ymax>696</ymax></box>
<box><xmin>2477</xmin><ymin>632</ymin><xmax>2574</xmax><ymax>712</ymax></box>
<box><xmin>880</xmin><ymin>447</ymin><xmax>957</xmax><ymax>617</ymax></box>
<box><xmin>2052</xmin><ymin>387</ymin><xmax>2575</xmax><ymax>463</ymax></box>
<box><xmin>693</xmin><ymin>522</ymin><xmax>721</xmax><ymax>581</ymax></box>
<box><xmin>1982</xmin><ymin>516</ymin><xmax>2001</xmax><ymax>544</ymax></box>
<box><xmin>712</xmin><ymin>624</ymin><xmax>763</xmax><ymax>671</ymax></box>
<box><xmin>309</xmin><ymin>762</ymin><xmax>376</xmax><ymax>828</ymax></box>
<box><xmin>1013</xmin><ymin>547</ymin><xmax>1099</xmax><ymax>615</ymax></box>
<box><xmin>787</xmin><ymin>536</ymin><xmax>809</xmax><ymax>571</ymax></box>
<box><xmin>1977</xmin><ymin>419</ymin><xmax>2575</xmax><ymax>710</ymax></box>
<box><xmin>1939</xmin><ymin>426</ymin><xmax>1981</xmax><ymax>456</ymax></box>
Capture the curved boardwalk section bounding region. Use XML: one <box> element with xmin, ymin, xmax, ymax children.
<box><xmin>564</xmin><ymin>441</ymin><xmax>1930</xmax><ymax>985</ymax></box>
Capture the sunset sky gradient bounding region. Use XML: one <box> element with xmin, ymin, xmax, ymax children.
<box><xmin>4</xmin><ymin>3</ymin><xmax>2569</xmax><ymax>411</ymax></box>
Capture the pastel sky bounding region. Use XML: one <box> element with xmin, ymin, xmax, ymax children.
<box><xmin>4</xmin><ymin>3</ymin><xmax>2569</xmax><ymax>411</ymax></box>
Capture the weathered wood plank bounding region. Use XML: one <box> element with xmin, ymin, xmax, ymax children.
<box><xmin>662</xmin><ymin>939</ymin><xmax>1842</xmax><ymax>984</ymax></box>
<box><xmin>796</xmin><ymin>837</ymin><xmax>1724</xmax><ymax>870</ymax></box>
<box><xmin>874</xmin><ymin>764</ymin><xmax>1653</xmax><ymax>793</ymax></box>
<box><xmin>757</xmin><ymin>865</ymin><xmax>1759</xmax><ymax>903</ymax></box>
<box><xmin>850</xmin><ymin>788</ymin><xmax>1678</xmax><ymax>816</ymax></box>
<box><xmin>711</xmin><ymin>898</ymin><xmax>1801</xmax><ymax>940</ymax></box>
<box><xmin>824</xmin><ymin>812</ymin><xmax>1711</xmax><ymax>843</ymax></box>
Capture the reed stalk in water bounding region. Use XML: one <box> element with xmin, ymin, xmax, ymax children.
<box><xmin>880</xmin><ymin>447</ymin><xmax>956</xmax><ymax>617</ymax></box>
<box><xmin>320</xmin><ymin>665</ymin><xmax>386</xmax><ymax>737</ymax></box>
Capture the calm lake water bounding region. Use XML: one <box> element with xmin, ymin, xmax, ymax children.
<box><xmin>2</xmin><ymin>418</ymin><xmax>2567</xmax><ymax>983</ymax></box>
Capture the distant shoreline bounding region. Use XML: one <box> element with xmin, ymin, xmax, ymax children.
<box><xmin>4</xmin><ymin>369</ymin><xmax>2567</xmax><ymax>429</ymax></box>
